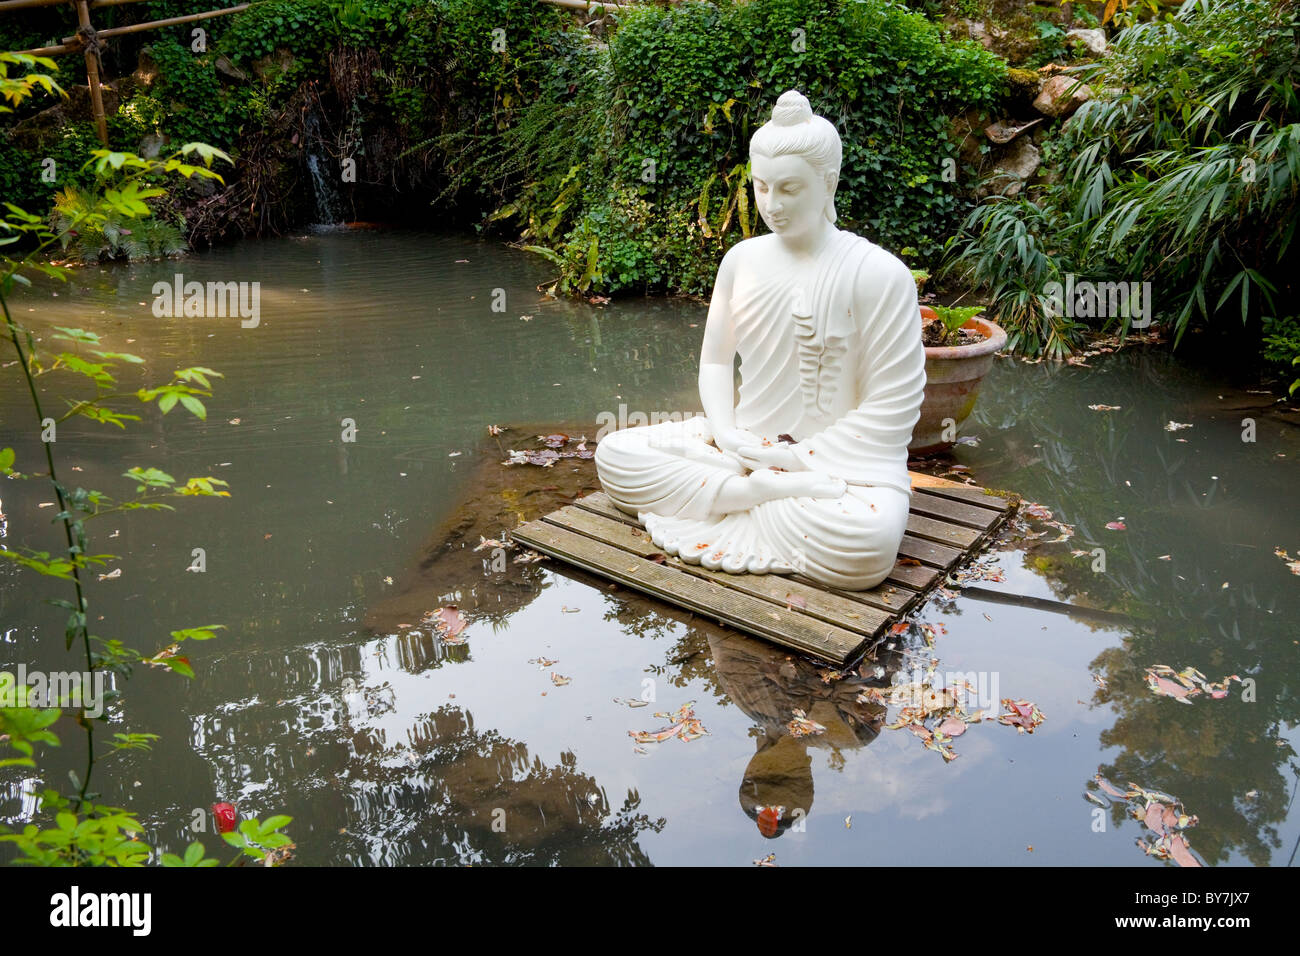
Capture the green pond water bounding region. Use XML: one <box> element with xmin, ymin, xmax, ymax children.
<box><xmin>1</xmin><ymin>230</ymin><xmax>1297</xmax><ymax>866</ymax></box>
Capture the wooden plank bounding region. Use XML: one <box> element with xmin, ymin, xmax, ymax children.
<box><xmin>909</xmin><ymin>472</ymin><xmax>1015</xmax><ymax>512</ymax></box>
<box><xmin>883</xmin><ymin>558</ymin><xmax>940</xmax><ymax>589</ymax></box>
<box><xmin>820</xmin><ymin>579</ymin><xmax>925</xmax><ymax>617</ymax></box>
<box><xmin>541</xmin><ymin>506</ymin><xmax>892</xmax><ymax>634</ymax></box>
<box><xmin>570</xmin><ymin>490</ymin><xmax>643</xmax><ymax>523</ymax></box>
<box><xmin>512</xmin><ymin>520</ymin><xmax>872</xmax><ymax>664</ymax></box>
<box><xmin>905</xmin><ymin>512</ymin><xmax>980</xmax><ymax>548</ymax></box>
<box><xmin>909</xmin><ymin>489</ymin><xmax>1004</xmax><ymax>530</ymax></box>
<box><xmin>896</xmin><ymin>534</ymin><xmax>962</xmax><ymax>569</ymax></box>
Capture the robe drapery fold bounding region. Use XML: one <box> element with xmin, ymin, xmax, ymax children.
<box><xmin>594</xmin><ymin>231</ymin><xmax>926</xmax><ymax>590</ymax></box>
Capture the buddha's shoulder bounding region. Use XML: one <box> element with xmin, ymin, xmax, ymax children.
<box><xmin>850</xmin><ymin>239</ymin><xmax>916</xmax><ymax>298</ymax></box>
<box><xmin>718</xmin><ymin>233</ymin><xmax>778</xmax><ymax>269</ymax></box>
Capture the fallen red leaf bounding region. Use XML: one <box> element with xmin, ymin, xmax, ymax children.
<box><xmin>1167</xmin><ymin>833</ymin><xmax>1201</xmax><ymax>867</ymax></box>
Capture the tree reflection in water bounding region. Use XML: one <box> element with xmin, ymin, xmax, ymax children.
<box><xmin>966</xmin><ymin>348</ymin><xmax>1299</xmax><ymax>864</ymax></box>
<box><xmin>339</xmin><ymin>703</ymin><xmax>664</xmax><ymax>866</ymax></box>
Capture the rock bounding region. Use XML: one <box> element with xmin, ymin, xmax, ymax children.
<box><xmin>252</xmin><ymin>48</ymin><xmax>296</xmax><ymax>82</ymax></box>
<box><xmin>138</xmin><ymin>132</ymin><xmax>168</xmax><ymax>160</ymax></box>
<box><xmin>1005</xmin><ymin>67</ymin><xmax>1043</xmax><ymax>114</ymax></box>
<box><xmin>978</xmin><ymin>137</ymin><xmax>1041</xmax><ymax>198</ymax></box>
<box><xmin>966</xmin><ymin>20</ymin><xmax>993</xmax><ymax>50</ymax></box>
<box><xmin>999</xmin><ymin>137</ymin><xmax>1041</xmax><ymax>181</ymax></box>
<box><xmin>215</xmin><ymin>55</ymin><xmax>249</xmax><ymax>83</ymax></box>
<box><xmin>133</xmin><ymin>47</ymin><xmax>159</xmax><ymax>91</ymax></box>
<box><xmin>1066</xmin><ymin>27</ymin><xmax>1107</xmax><ymax>56</ymax></box>
<box><xmin>962</xmin><ymin>19</ymin><xmax>1007</xmax><ymax>51</ymax></box>
<box><xmin>1034</xmin><ymin>73</ymin><xmax>1093</xmax><ymax>118</ymax></box>
<box><xmin>951</xmin><ymin>107</ymin><xmax>996</xmax><ymax>167</ymax></box>
<box><xmin>985</xmin><ymin>117</ymin><xmax>1042</xmax><ymax>144</ymax></box>
<box><xmin>187</xmin><ymin>174</ymin><xmax>218</xmax><ymax>198</ymax></box>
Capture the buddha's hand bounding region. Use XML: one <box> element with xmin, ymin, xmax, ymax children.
<box><xmin>735</xmin><ymin>440</ymin><xmax>809</xmax><ymax>472</ymax></box>
<box><xmin>747</xmin><ymin>470</ymin><xmax>846</xmax><ymax>505</ymax></box>
<box><xmin>712</xmin><ymin>427</ymin><xmax>764</xmax><ymax>457</ymax></box>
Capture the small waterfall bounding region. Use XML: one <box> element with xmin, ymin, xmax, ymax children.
<box><xmin>303</xmin><ymin>107</ymin><xmax>347</xmax><ymax>228</ymax></box>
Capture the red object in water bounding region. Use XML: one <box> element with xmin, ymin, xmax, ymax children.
<box><xmin>756</xmin><ymin>806</ymin><xmax>781</xmax><ymax>839</ymax></box>
<box><xmin>212</xmin><ymin>802</ymin><xmax>238</xmax><ymax>834</ymax></box>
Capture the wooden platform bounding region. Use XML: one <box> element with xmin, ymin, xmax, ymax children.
<box><xmin>512</xmin><ymin>474</ymin><xmax>1017</xmax><ymax>666</ymax></box>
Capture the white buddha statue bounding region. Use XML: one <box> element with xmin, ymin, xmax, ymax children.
<box><xmin>595</xmin><ymin>90</ymin><xmax>927</xmax><ymax>590</ymax></box>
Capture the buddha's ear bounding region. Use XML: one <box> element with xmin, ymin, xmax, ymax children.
<box><xmin>824</xmin><ymin>170</ymin><xmax>839</xmax><ymax>223</ymax></box>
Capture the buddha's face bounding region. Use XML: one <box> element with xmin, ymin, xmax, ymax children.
<box><xmin>751</xmin><ymin>152</ymin><xmax>833</xmax><ymax>243</ymax></box>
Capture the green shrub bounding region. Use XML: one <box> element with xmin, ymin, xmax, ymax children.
<box><xmin>495</xmin><ymin>0</ymin><xmax>1005</xmax><ymax>294</ymax></box>
<box><xmin>1262</xmin><ymin>315</ymin><xmax>1300</xmax><ymax>395</ymax></box>
<box><xmin>944</xmin><ymin>0</ymin><xmax>1300</xmax><ymax>359</ymax></box>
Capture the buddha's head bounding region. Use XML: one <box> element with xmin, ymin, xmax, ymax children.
<box><xmin>749</xmin><ymin>90</ymin><xmax>842</xmax><ymax>242</ymax></box>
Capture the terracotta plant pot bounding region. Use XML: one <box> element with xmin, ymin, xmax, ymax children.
<box><xmin>908</xmin><ymin>312</ymin><xmax>1007</xmax><ymax>456</ymax></box>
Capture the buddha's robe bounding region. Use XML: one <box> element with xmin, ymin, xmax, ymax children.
<box><xmin>595</xmin><ymin>230</ymin><xmax>926</xmax><ymax>590</ymax></box>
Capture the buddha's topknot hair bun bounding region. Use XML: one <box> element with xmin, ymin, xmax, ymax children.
<box><xmin>770</xmin><ymin>90</ymin><xmax>814</xmax><ymax>127</ymax></box>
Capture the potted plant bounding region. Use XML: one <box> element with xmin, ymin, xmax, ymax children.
<box><xmin>907</xmin><ymin>271</ymin><xmax>1007</xmax><ymax>455</ymax></box>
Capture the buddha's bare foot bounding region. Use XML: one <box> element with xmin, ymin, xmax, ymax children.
<box><xmin>747</xmin><ymin>469</ymin><xmax>846</xmax><ymax>505</ymax></box>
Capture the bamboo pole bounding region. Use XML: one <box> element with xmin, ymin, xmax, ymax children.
<box><xmin>536</xmin><ymin>0</ymin><xmax>628</xmax><ymax>10</ymax></box>
<box><xmin>74</xmin><ymin>0</ymin><xmax>108</xmax><ymax>145</ymax></box>
<box><xmin>12</xmin><ymin>4</ymin><xmax>252</xmax><ymax>54</ymax></box>
<box><xmin>65</xmin><ymin>4</ymin><xmax>251</xmax><ymax>43</ymax></box>
<box><xmin>17</xmin><ymin>42</ymin><xmax>77</xmax><ymax>56</ymax></box>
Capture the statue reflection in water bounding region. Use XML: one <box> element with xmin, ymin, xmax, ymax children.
<box><xmin>707</xmin><ymin>630</ymin><xmax>890</xmax><ymax>838</ymax></box>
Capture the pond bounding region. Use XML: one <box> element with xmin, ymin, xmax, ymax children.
<box><xmin>2</xmin><ymin>230</ymin><xmax>1297</xmax><ymax>866</ymax></box>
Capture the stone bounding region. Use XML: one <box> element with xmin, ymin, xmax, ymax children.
<box><xmin>990</xmin><ymin>137</ymin><xmax>1041</xmax><ymax>197</ymax></box>
<box><xmin>594</xmin><ymin>90</ymin><xmax>926</xmax><ymax>591</ymax></box>
<box><xmin>252</xmin><ymin>48</ymin><xmax>296</xmax><ymax>82</ymax></box>
<box><xmin>951</xmin><ymin>106</ymin><xmax>996</xmax><ymax>166</ymax></box>
<box><xmin>961</xmin><ymin>19</ymin><xmax>1007</xmax><ymax>51</ymax></box>
<box><xmin>1034</xmin><ymin>73</ymin><xmax>1094</xmax><ymax>118</ymax></box>
<box><xmin>138</xmin><ymin>132</ymin><xmax>168</xmax><ymax>160</ymax></box>
<box><xmin>1066</xmin><ymin>27</ymin><xmax>1108</xmax><ymax>56</ymax></box>
<box><xmin>966</xmin><ymin>20</ymin><xmax>994</xmax><ymax>50</ymax></box>
<box><xmin>985</xmin><ymin>116</ymin><xmax>1042</xmax><ymax>144</ymax></box>
<box><xmin>975</xmin><ymin>137</ymin><xmax>1042</xmax><ymax>199</ymax></box>
<box><xmin>215</xmin><ymin>55</ymin><xmax>249</xmax><ymax>83</ymax></box>
<box><xmin>133</xmin><ymin>47</ymin><xmax>159</xmax><ymax>91</ymax></box>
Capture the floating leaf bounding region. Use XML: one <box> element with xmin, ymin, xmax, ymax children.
<box><xmin>936</xmin><ymin>715</ymin><xmax>967</xmax><ymax>738</ymax></box>
<box><xmin>426</xmin><ymin>606</ymin><xmax>468</xmax><ymax>643</ymax></box>
<box><xmin>787</xmin><ymin>708</ymin><xmax>827</xmax><ymax>738</ymax></box>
